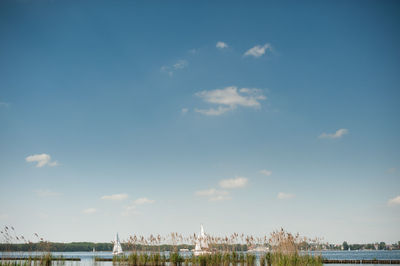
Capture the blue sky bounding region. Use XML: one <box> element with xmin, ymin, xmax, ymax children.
<box><xmin>0</xmin><ymin>0</ymin><xmax>399</xmax><ymax>244</ymax></box>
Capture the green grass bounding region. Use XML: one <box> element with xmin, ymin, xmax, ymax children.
<box><xmin>263</xmin><ymin>252</ymin><xmax>323</xmax><ymax>266</ymax></box>
<box><xmin>110</xmin><ymin>251</ymin><xmax>322</xmax><ymax>266</ymax></box>
<box><xmin>0</xmin><ymin>253</ymin><xmax>64</xmax><ymax>266</ymax></box>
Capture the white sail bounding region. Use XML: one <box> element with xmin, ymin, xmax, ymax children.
<box><xmin>193</xmin><ymin>224</ymin><xmax>210</xmax><ymax>256</ymax></box>
<box><xmin>200</xmin><ymin>224</ymin><xmax>209</xmax><ymax>249</ymax></box>
<box><xmin>112</xmin><ymin>233</ymin><xmax>123</xmax><ymax>255</ymax></box>
<box><xmin>194</xmin><ymin>239</ymin><xmax>201</xmax><ymax>251</ymax></box>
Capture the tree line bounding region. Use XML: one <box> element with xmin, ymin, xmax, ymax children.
<box><xmin>0</xmin><ymin>242</ymin><xmax>201</xmax><ymax>252</ymax></box>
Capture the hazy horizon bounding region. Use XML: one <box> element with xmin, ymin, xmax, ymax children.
<box><xmin>0</xmin><ymin>0</ymin><xmax>399</xmax><ymax>245</ymax></box>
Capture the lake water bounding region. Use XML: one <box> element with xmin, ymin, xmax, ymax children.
<box><xmin>1</xmin><ymin>250</ymin><xmax>400</xmax><ymax>265</ymax></box>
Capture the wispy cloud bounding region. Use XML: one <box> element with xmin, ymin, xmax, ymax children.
<box><xmin>259</xmin><ymin>169</ymin><xmax>272</xmax><ymax>176</ymax></box>
<box><xmin>25</xmin><ymin>153</ymin><xmax>58</xmax><ymax>168</ymax></box>
<box><xmin>244</xmin><ymin>43</ymin><xmax>272</xmax><ymax>58</ymax></box>
<box><xmin>101</xmin><ymin>193</ymin><xmax>129</xmax><ymax>201</ymax></box>
<box><xmin>82</xmin><ymin>208</ymin><xmax>97</xmax><ymax>214</ymax></box>
<box><xmin>196</xmin><ymin>175</ymin><xmax>248</xmax><ymax>201</ymax></box>
<box><xmin>195</xmin><ymin>86</ymin><xmax>266</xmax><ymax>116</ymax></box>
<box><xmin>173</xmin><ymin>60</ymin><xmax>187</xmax><ymax>69</ymax></box>
<box><xmin>195</xmin><ymin>188</ymin><xmax>231</xmax><ymax>201</ymax></box>
<box><xmin>133</xmin><ymin>197</ymin><xmax>155</xmax><ymax>205</ymax></box>
<box><xmin>216</xmin><ymin>41</ymin><xmax>228</xmax><ymax>49</ymax></box>
<box><xmin>161</xmin><ymin>60</ymin><xmax>188</xmax><ymax>76</ymax></box>
<box><xmin>388</xmin><ymin>195</ymin><xmax>400</xmax><ymax>206</ymax></box>
<box><xmin>123</xmin><ymin>197</ymin><xmax>155</xmax><ymax>216</ymax></box>
<box><xmin>277</xmin><ymin>192</ymin><xmax>295</xmax><ymax>200</ymax></box>
<box><xmin>0</xmin><ymin>102</ymin><xmax>10</xmax><ymax>107</ymax></box>
<box><xmin>35</xmin><ymin>189</ymin><xmax>62</xmax><ymax>197</ymax></box>
<box><xmin>195</xmin><ymin>106</ymin><xmax>232</xmax><ymax>116</ymax></box>
<box><xmin>181</xmin><ymin>108</ymin><xmax>188</xmax><ymax>114</ymax></box>
<box><xmin>319</xmin><ymin>128</ymin><xmax>348</xmax><ymax>139</ymax></box>
<box><xmin>219</xmin><ymin>176</ymin><xmax>248</xmax><ymax>189</ymax></box>
<box><xmin>197</xmin><ymin>87</ymin><xmax>265</xmax><ymax>107</ymax></box>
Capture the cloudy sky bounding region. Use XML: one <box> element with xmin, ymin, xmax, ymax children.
<box><xmin>0</xmin><ymin>0</ymin><xmax>399</xmax><ymax>244</ymax></box>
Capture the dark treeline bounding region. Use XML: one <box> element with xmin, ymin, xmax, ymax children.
<box><xmin>0</xmin><ymin>243</ymin><xmax>248</xmax><ymax>252</ymax></box>
<box><xmin>2</xmin><ymin>242</ymin><xmax>400</xmax><ymax>252</ymax></box>
<box><xmin>341</xmin><ymin>241</ymin><xmax>400</xmax><ymax>251</ymax></box>
<box><xmin>0</xmin><ymin>243</ymin><xmax>249</xmax><ymax>252</ymax></box>
<box><xmin>0</xmin><ymin>242</ymin><xmax>113</xmax><ymax>252</ymax></box>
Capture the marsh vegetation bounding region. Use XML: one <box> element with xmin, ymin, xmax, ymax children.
<box><xmin>111</xmin><ymin>229</ymin><xmax>323</xmax><ymax>265</ymax></box>
<box><xmin>1</xmin><ymin>227</ymin><xmax>323</xmax><ymax>265</ymax></box>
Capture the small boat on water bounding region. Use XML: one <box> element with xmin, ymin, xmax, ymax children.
<box><xmin>193</xmin><ymin>224</ymin><xmax>211</xmax><ymax>256</ymax></box>
<box><xmin>112</xmin><ymin>233</ymin><xmax>123</xmax><ymax>255</ymax></box>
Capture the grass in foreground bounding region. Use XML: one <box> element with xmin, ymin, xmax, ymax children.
<box><xmin>111</xmin><ymin>251</ymin><xmax>322</xmax><ymax>266</ymax></box>
<box><xmin>0</xmin><ymin>253</ymin><xmax>58</xmax><ymax>266</ymax></box>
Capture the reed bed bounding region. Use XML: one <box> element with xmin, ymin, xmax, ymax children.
<box><xmin>1</xmin><ymin>226</ymin><xmax>323</xmax><ymax>265</ymax></box>
<box><xmin>111</xmin><ymin>253</ymin><xmax>260</xmax><ymax>266</ymax></box>
<box><xmin>0</xmin><ymin>254</ymin><xmax>57</xmax><ymax>266</ymax></box>
<box><xmin>111</xmin><ymin>252</ymin><xmax>322</xmax><ymax>266</ymax></box>
<box><xmin>112</xmin><ymin>228</ymin><xmax>322</xmax><ymax>266</ymax></box>
<box><xmin>262</xmin><ymin>252</ymin><xmax>322</xmax><ymax>266</ymax></box>
<box><xmin>1</xmin><ymin>226</ymin><xmax>57</xmax><ymax>266</ymax></box>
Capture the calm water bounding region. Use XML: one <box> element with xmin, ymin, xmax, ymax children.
<box><xmin>320</xmin><ymin>250</ymin><xmax>400</xmax><ymax>260</ymax></box>
<box><xmin>1</xmin><ymin>250</ymin><xmax>400</xmax><ymax>265</ymax></box>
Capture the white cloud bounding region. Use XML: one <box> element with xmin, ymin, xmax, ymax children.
<box><xmin>277</xmin><ymin>192</ymin><xmax>295</xmax><ymax>200</ymax></box>
<box><xmin>161</xmin><ymin>60</ymin><xmax>188</xmax><ymax>76</ymax></box>
<box><xmin>82</xmin><ymin>208</ymin><xmax>97</xmax><ymax>214</ymax></box>
<box><xmin>25</xmin><ymin>153</ymin><xmax>58</xmax><ymax>168</ymax></box>
<box><xmin>123</xmin><ymin>197</ymin><xmax>155</xmax><ymax>216</ymax></box>
<box><xmin>259</xmin><ymin>169</ymin><xmax>272</xmax><ymax>176</ymax></box>
<box><xmin>196</xmin><ymin>188</ymin><xmax>229</xmax><ymax>196</ymax></box>
<box><xmin>125</xmin><ymin>205</ymin><xmax>137</xmax><ymax>211</ymax></box>
<box><xmin>216</xmin><ymin>41</ymin><xmax>228</xmax><ymax>49</ymax></box>
<box><xmin>195</xmin><ymin>86</ymin><xmax>266</xmax><ymax>116</ymax></box>
<box><xmin>181</xmin><ymin>108</ymin><xmax>188</xmax><ymax>114</ymax></box>
<box><xmin>160</xmin><ymin>66</ymin><xmax>173</xmax><ymax>76</ymax></box>
<box><xmin>173</xmin><ymin>60</ymin><xmax>188</xmax><ymax>69</ymax></box>
<box><xmin>219</xmin><ymin>176</ymin><xmax>248</xmax><ymax>189</ymax></box>
<box><xmin>387</xmin><ymin>168</ymin><xmax>396</xmax><ymax>174</ymax></box>
<box><xmin>101</xmin><ymin>193</ymin><xmax>129</xmax><ymax>201</ymax></box>
<box><xmin>133</xmin><ymin>197</ymin><xmax>155</xmax><ymax>205</ymax></box>
<box><xmin>195</xmin><ymin>106</ymin><xmax>233</xmax><ymax>116</ymax></box>
<box><xmin>244</xmin><ymin>43</ymin><xmax>272</xmax><ymax>58</ymax></box>
<box><xmin>35</xmin><ymin>189</ymin><xmax>62</xmax><ymax>197</ymax></box>
<box><xmin>195</xmin><ymin>188</ymin><xmax>231</xmax><ymax>201</ymax></box>
<box><xmin>122</xmin><ymin>206</ymin><xmax>139</xmax><ymax>216</ymax></box>
<box><xmin>197</xmin><ymin>87</ymin><xmax>265</xmax><ymax>107</ymax></box>
<box><xmin>0</xmin><ymin>102</ymin><xmax>9</xmax><ymax>107</ymax></box>
<box><xmin>319</xmin><ymin>128</ymin><xmax>349</xmax><ymax>139</ymax></box>
<box><xmin>388</xmin><ymin>195</ymin><xmax>400</xmax><ymax>206</ymax></box>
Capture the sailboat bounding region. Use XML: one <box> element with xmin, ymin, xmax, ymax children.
<box><xmin>112</xmin><ymin>233</ymin><xmax>124</xmax><ymax>255</ymax></box>
<box><xmin>193</xmin><ymin>224</ymin><xmax>211</xmax><ymax>256</ymax></box>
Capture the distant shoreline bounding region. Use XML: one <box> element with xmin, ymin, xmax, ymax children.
<box><xmin>0</xmin><ymin>243</ymin><xmax>398</xmax><ymax>253</ymax></box>
<box><xmin>0</xmin><ymin>243</ymin><xmax>196</xmax><ymax>252</ymax></box>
